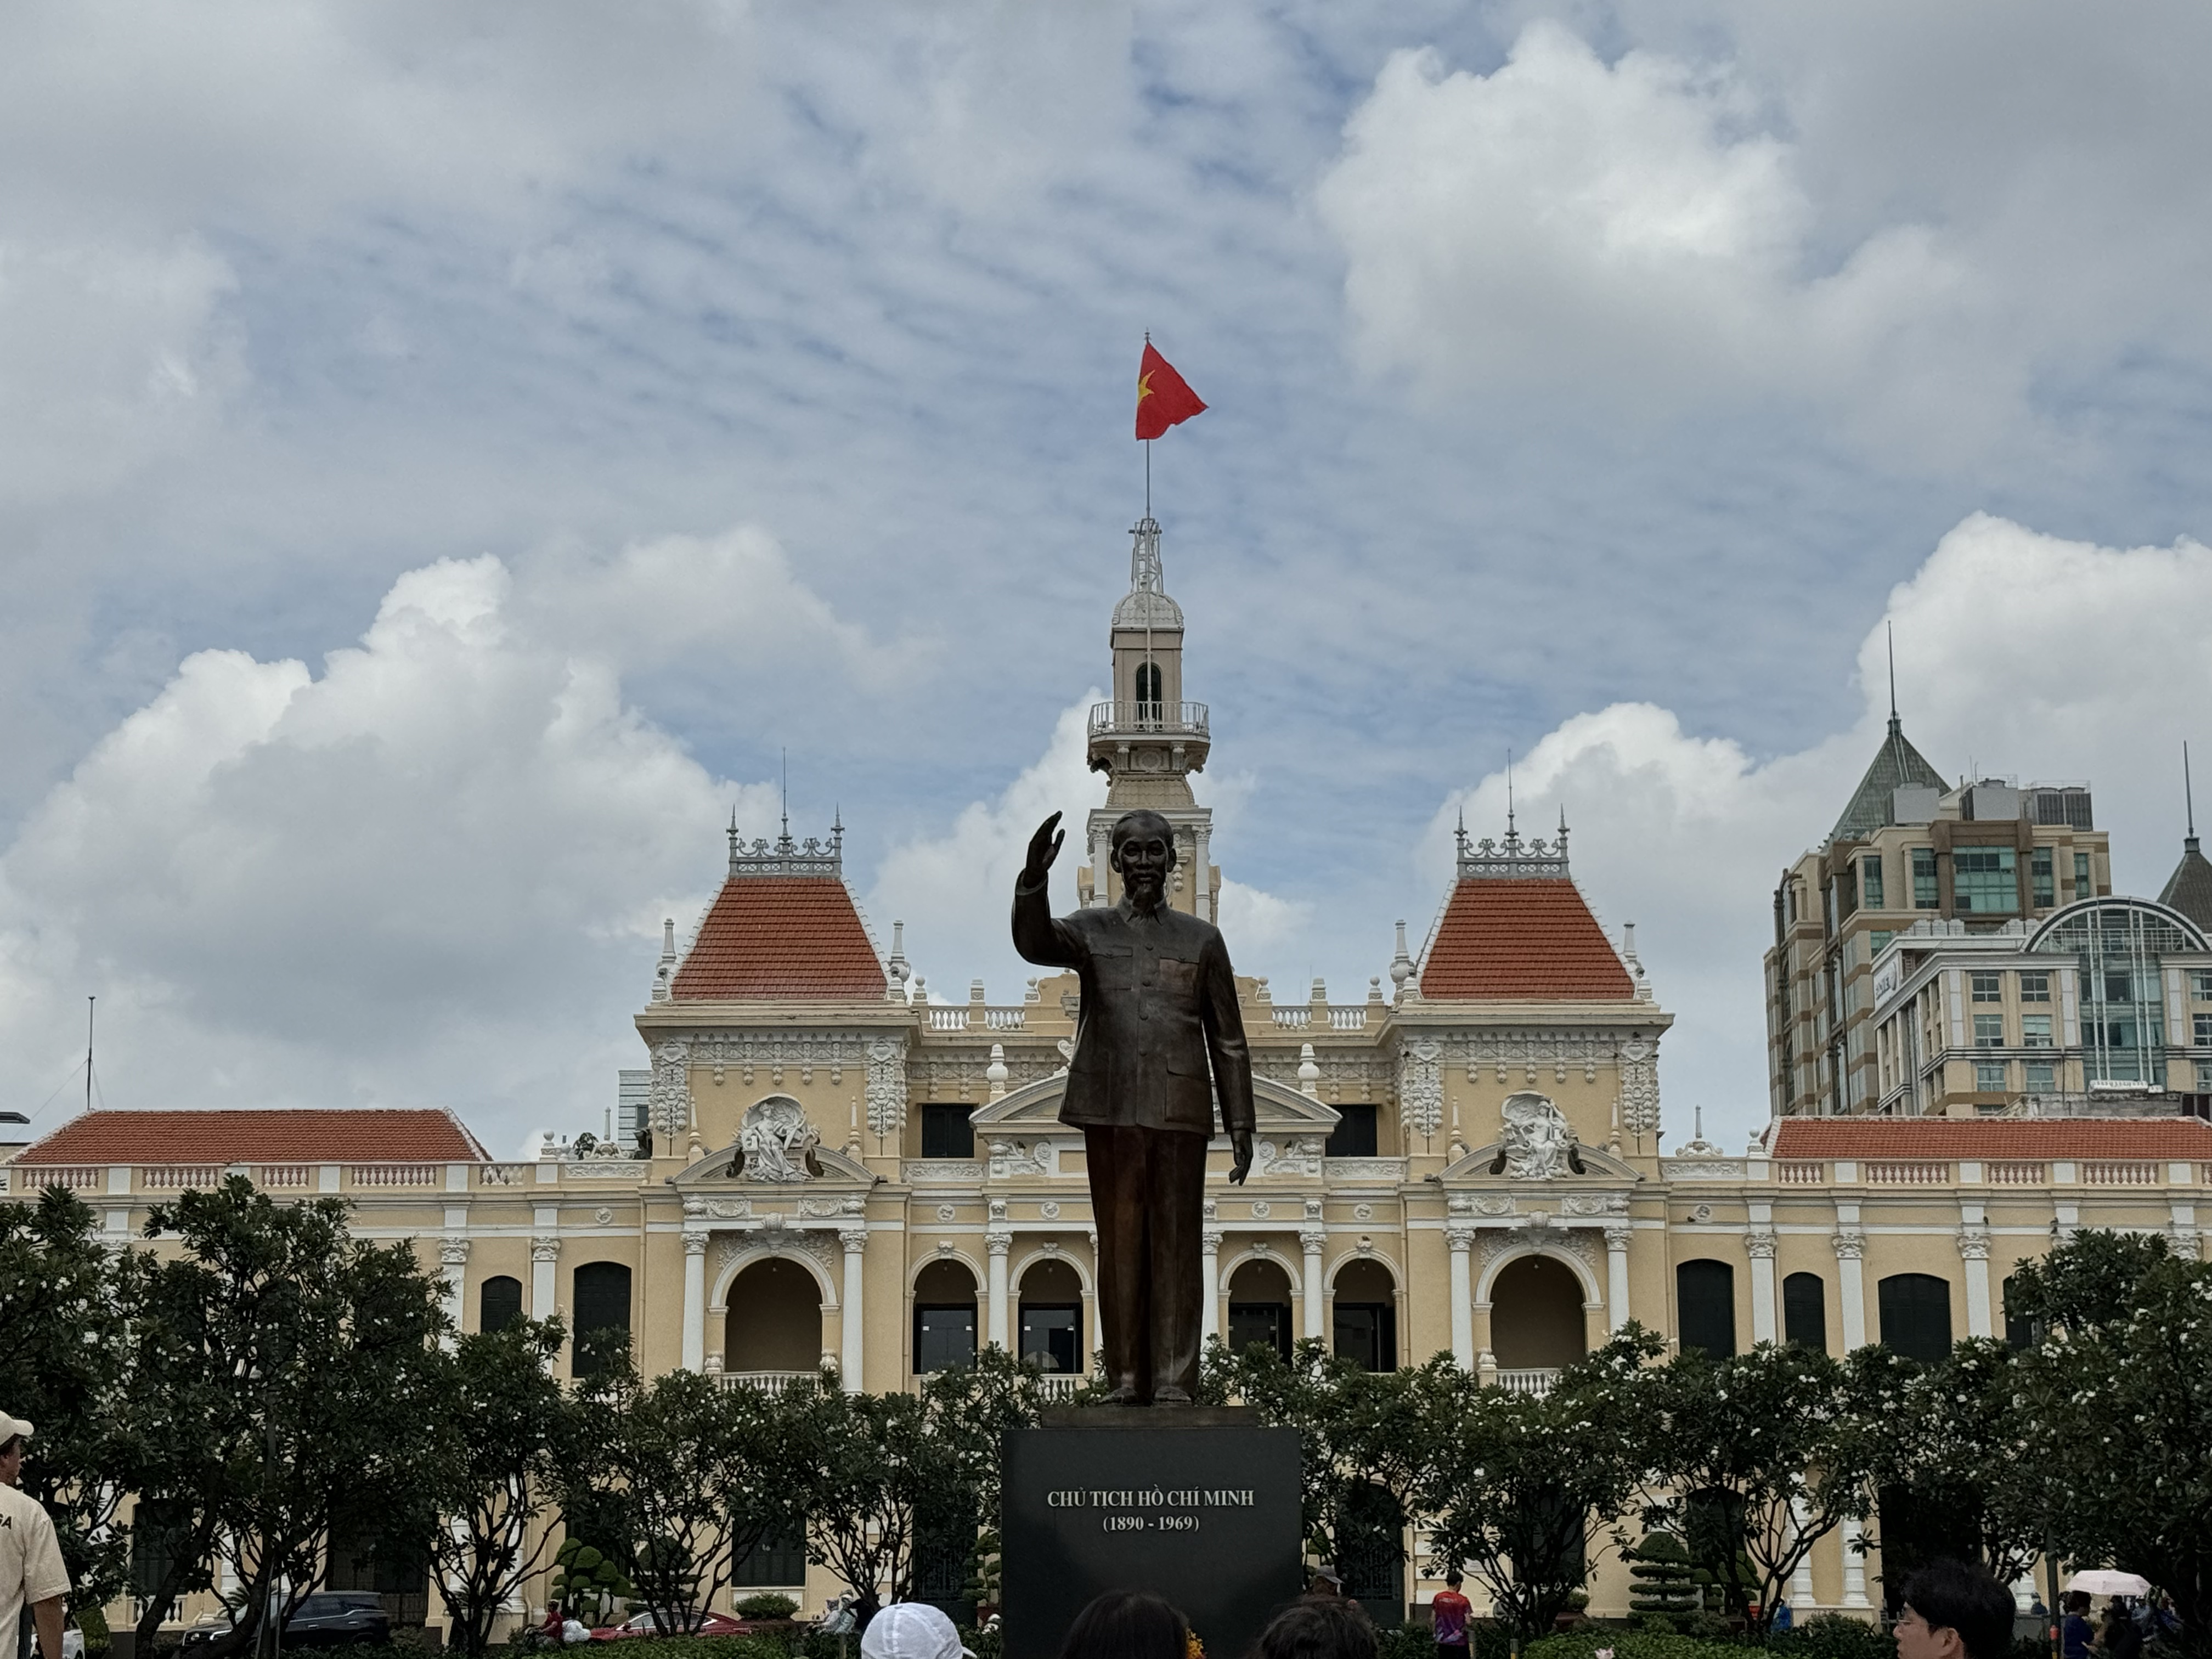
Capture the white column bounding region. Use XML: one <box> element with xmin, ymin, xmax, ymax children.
<box><xmin>1834</xmin><ymin>1229</ymin><xmax>1867</xmax><ymax>1349</ymax></box>
<box><xmin>530</xmin><ymin>1236</ymin><xmax>560</xmax><ymax>1319</ymax></box>
<box><xmin>1301</xmin><ymin>1228</ymin><xmax>1327</xmax><ymax>1340</ymax></box>
<box><xmin>1748</xmin><ymin>1229</ymin><xmax>1778</xmax><ymax>1345</ymax></box>
<box><xmin>1789</xmin><ymin>1498</ymin><xmax>1815</xmax><ymax>1608</ymax></box>
<box><xmin>986</xmin><ymin>1231</ymin><xmax>1012</xmax><ymax>1351</ymax></box>
<box><xmin>439</xmin><ymin>1238</ymin><xmax>470</xmax><ymax>1342</ymax></box>
<box><xmin>1605</xmin><ymin>1223</ymin><xmax>1633</xmax><ymax>1333</ymax></box>
<box><xmin>839</xmin><ymin>1226</ymin><xmax>867</xmax><ymax>1392</ymax></box>
<box><xmin>1447</xmin><ymin>1225</ymin><xmax>1475</xmax><ymax>1369</ymax></box>
<box><xmin>1960</xmin><ymin>1226</ymin><xmax>1994</xmax><ymax>1338</ymax></box>
<box><xmin>1841</xmin><ymin>1517</ymin><xmax>1871</xmax><ymax>1607</ymax></box>
<box><xmin>1200</xmin><ymin>1229</ymin><xmax>1222</xmax><ymax>1342</ymax></box>
<box><xmin>1193</xmin><ymin>824</ymin><xmax>1212</xmax><ymax>922</ymax></box>
<box><xmin>681</xmin><ymin>1231</ymin><xmax>709</xmax><ymax>1373</ymax></box>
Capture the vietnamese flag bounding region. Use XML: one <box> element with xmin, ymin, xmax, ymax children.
<box><xmin>1135</xmin><ymin>341</ymin><xmax>1206</xmax><ymax>439</ymax></box>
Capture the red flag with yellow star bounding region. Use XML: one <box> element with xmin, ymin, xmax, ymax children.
<box><xmin>1135</xmin><ymin>341</ymin><xmax>1206</xmax><ymax>439</ymax></box>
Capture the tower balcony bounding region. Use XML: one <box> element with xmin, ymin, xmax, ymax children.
<box><xmin>1086</xmin><ymin>702</ymin><xmax>1211</xmax><ymax>779</ymax></box>
<box><xmin>1087</xmin><ymin>701</ymin><xmax>1209</xmax><ymax>738</ymax></box>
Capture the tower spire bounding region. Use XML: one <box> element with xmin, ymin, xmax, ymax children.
<box><xmin>2188</xmin><ymin>742</ymin><xmax>2199</xmax><ymax>845</ymax></box>
<box><xmin>1886</xmin><ymin>620</ymin><xmax>1899</xmax><ymax>730</ymax></box>
<box><xmin>1505</xmin><ymin>749</ymin><xmax>1516</xmax><ymax>837</ymax></box>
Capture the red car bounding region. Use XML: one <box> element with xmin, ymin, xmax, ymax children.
<box><xmin>590</xmin><ymin>1611</ymin><xmax>752</xmax><ymax>1641</ymax></box>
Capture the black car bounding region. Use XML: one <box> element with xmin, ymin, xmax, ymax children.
<box><xmin>181</xmin><ymin>1594</ymin><xmax>392</xmax><ymax>1650</ymax></box>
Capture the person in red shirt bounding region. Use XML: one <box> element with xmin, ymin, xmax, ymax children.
<box><xmin>1431</xmin><ymin>1571</ymin><xmax>1472</xmax><ymax>1659</ymax></box>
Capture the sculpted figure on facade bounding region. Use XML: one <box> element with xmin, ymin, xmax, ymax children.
<box><xmin>738</xmin><ymin>1095</ymin><xmax>820</xmax><ymax>1183</ymax></box>
<box><xmin>1498</xmin><ymin>1090</ymin><xmax>1577</xmax><ymax>1180</ymax></box>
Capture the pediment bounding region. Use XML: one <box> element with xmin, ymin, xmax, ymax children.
<box><xmin>1437</xmin><ymin>1140</ymin><xmax>1644</xmax><ymax>1184</ymax></box>
<box><xmin>968</xmin><ymin>1073</ymin><xmax>1340</xmax><ymax>1131</ymax></box>
<box><xmin>669</xmin><ymin>1142</ymin><xmax>879</xmax><ymax>1189</ymax></box>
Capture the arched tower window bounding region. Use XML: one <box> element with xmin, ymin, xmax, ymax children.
<box><xmin>1782</xmin><ymin>1272</ymin><xmax>1827</xmax><ymax>1352</ymax></box>
<box><xmin>1877</xmin><ymin>1273</ymin><xmax>1953</xmax><ymax>1362</ymax></box>
<box><xmin>1135</xmin><ymin>659</ymin><xmax>1163</xmax><ymax>719</ymax></box>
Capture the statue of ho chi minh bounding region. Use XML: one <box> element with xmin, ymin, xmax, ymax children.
<box><xmin>1011</xmin><ymin>807</ymin><xmax>1256</xmax><ymax>1406</ymax></box>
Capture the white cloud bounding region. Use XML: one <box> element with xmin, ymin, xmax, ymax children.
<box><xmin>1314</xmin><ymin>23</ymin><xmax>2003</xmax><ymax>450</ymax></box>
<box><xmin>1419</xmin><ymin>512</ymin><xmax>2212</xmax><ymax>1151</ymax></box>
<box><xmin>0</xmin><ymin>527</ymin><xmax>875</xmax><ymax>1148</ymax></box>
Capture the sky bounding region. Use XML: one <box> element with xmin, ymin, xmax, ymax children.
<box><xmin>4</xmin><ymin>1</ymin><xmax>2212</xmax><ymax>1159</ymax></box>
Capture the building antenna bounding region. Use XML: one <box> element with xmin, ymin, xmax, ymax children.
<box><xmin>1505</xmin><ymin>749</ymin><xmax>1516</xmax><ymax>836</ymax></box>
<box><xmin>781</xmin><ymin>748</ymin><xmax>789</xmax><ymax>844</ymax></box>
<box><xmin>1886</xmin><ymin>621</ymin><xmax>1899</xmax><ymax>728</ymax></box>
<box><xmin>85</xmin><ymin>996</ymin><xmax>95</xmax><ymax>1114</ymax></box>
<box><xmin>2187</xmin><ymin>741</ymin><xmax>2198</xmax><ymax>843</ymax></box>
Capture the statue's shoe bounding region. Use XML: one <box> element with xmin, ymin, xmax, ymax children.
<box><xmin>1152</xmin><ymin>1387</ymin><xmax>1194</xmax><ymax>1407</ymax></box>
<box><xmin>1103</xmin><ymin>1383</ymin><xmax>1143</xmax><ymax>1405</ymax></box>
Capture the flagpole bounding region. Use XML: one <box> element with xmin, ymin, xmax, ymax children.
<box><xmin>1145</xmin><ymin>439</ymin><xmax>1151</xmax><ymax>520</ymax></box>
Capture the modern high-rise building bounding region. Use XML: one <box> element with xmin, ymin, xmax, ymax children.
<box><xmin>1765</xmin><ymin>708</ymin><xmax>2110</xmax><ymax>1116</ymax></box>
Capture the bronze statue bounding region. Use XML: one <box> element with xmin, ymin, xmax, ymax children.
<box><xmin>1012</xmin><ymin>808</ymin><xmax>1255</xmax><ymax>1404</ymax></box>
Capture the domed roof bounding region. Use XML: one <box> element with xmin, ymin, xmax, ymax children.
<box><xmin>1111</xmin><ymin>587</ymin><xmax>1184</xmax><ymax>630</ymax></box>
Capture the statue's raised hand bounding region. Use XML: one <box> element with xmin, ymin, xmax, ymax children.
<box><xmin>1024</xmin><ymin>812</ymin><xmax>1065</xmax><ymax>884</ymax></box>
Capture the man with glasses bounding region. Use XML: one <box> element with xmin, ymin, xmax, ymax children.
<box><xmin>0</xmin><ymin>1413</ymin><xmax>67</xmax><ymax>1659</ymax></box>
<box><xmin>1894</xmin><ymin>1561</ymin><xmax>2016</xmax><ymax>1659</ymax></box>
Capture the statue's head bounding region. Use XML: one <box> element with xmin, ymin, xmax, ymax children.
<box><xmin>1108</xmin><ymin>809</ymin><xmax>1176</xmax><ymax>905</ymax></box>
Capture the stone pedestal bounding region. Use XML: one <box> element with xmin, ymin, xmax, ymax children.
<box><xmin>1001</xmin><ymin>1408</ymin><xmax>1302</xmax><ymax>1659</ymax></box>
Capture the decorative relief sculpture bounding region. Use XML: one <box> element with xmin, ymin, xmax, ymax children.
<box><xmin>987</xmin><ymin>1138</ymin><xmax>1053</xmax><ymax>1179</ymax></box>
<box><xmin>865</xmin><ymin>1038</ymin><xmax>907</xmax><ymax>1138</ymax></box>
<box><xmin>648</xmin><ymin>1040</ymin><xmax>693</xmax><ymax>1137</ymax></box>
<box><xmin>1251</xmin><ymin>1137</ymin><xmax>1324</xmax><ymax>1178</ymax></box>
<box><xmin>1398</xmin><ymin>1040</ymin><xmax>1444</xmax><ymax>1140</ymax></box>
<box><xmin>738</xmin><ymin>1096</ymin><xmax>820</xmax><ymax>1183</ymax></box>
<box><xmin>1616</xmin><ymin>1039</ymin><xmax>1661</xmax><ymax>1135</ymax></box>
<box><xmin>1497</xmin><ymin>1092</ymin><xmax>1576</xmax><ymax>1180</ymax></box>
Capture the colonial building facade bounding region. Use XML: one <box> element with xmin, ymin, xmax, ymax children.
<box><xmin>10</xmin><ymin>519</ymin><xmax>2212</xmax><ymax>1632</ymax></box>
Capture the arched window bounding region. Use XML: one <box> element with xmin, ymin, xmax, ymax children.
<box><xmin>1676</xmin><ymin>1260</ymin><xmax>1736</xmax><ymax>1358</ymax></box>
<box><xmin>1878</xmin><ymin>1273</ymin><xmax>1953</xmax><ymax>1362</ymax></box>
<box><xmin>478</xmin><ymin>1274</ymin><xmax>524</xmax><ymax>1334</ymax></box>
<box><xmin>725</xmin><ymin>1258</ymin><xmax>823</xmax><ymax>1374</ymax></box>
<box><xmin>2002</xmin><ymin>1275</ymin><xmax>2039</xmax><ymax>1350</ymax></box>
<box><xmin>1491</xmin><ymin>1256</ymin><xmax>1587</xmax><ymax>1371</ymax></box>
<box><xmin>1332</xmin><ymin>1259</ymin><xmax>1397</xmax><ymax>1373</ymax></box>
<box><xmin>1227</xmin><ymin>1258</ymin><xmax>1294</xmax><ymax>1361</ymax></box>
<box><xmin>1782</xmin><ymin>1272</ymin><xmax>1827</xmax><ymax>1352</ymax></box>
<box><xmin>1135</xmin><ymin>660</ymin><xmax>1163</xmax><ymax>716</ymax></box>
<box><xmin>912</xmin><ymin>1259</ymin><xmax>978</xmax><ymax>1374</ymax></box>
<box><xmin>1017</xmin><ymin>1259</ymin><xmax>1084</xmax><ymax>1375</ymax></box>
<box><xmin>572</xmin><ymin>1262</ymin><xmax>632</xmax><ymax>1376</ymax></box>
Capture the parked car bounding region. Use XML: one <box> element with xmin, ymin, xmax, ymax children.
<box><xmin>590</xmin><ymin>1611</ymin><xmax>752</xmax><ymax>1641</ymax></box>
<box><xmin>180</xmin><ymin>1593</ymin><xmax>392</xmax><ymax>1649</ymax></box>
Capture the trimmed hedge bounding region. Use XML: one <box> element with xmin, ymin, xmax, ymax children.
<box><xmin>1526</xmin><ymin>1617</ymin><xmax>1899</xmax><ymax>1659</ymax></box>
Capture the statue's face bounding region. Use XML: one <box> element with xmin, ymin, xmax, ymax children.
<box><xmin>1112</xmin><ymin>827</ymin><xmax>1174</xmax><ymax>905</ymax></box>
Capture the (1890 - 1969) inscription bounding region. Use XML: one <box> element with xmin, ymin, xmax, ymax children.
<box><xmin>1045</xmin><ymin>1488</ymin><xmax>1255</xmax><ymax>1533</ymax></box>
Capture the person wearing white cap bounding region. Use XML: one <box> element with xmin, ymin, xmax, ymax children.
<box><xmin>0</xmin><ymin>1413</ymin><xmax>69</xmax><ymax>1659</ymax></box>
<box><xmin>858</xmin><ymin>1602</ymin><xmax>974</xmax><ymax>1659</ymax></box>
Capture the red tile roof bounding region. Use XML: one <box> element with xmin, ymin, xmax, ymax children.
<box><xmin>1769</xmin><ymin>1118</ymin><xmax>2212</xmax><ymax>1160</ymax></box>
<box><xmin>1419</xmin><ymin>878</ymin><xmax>1635</xmax><ymax>1000</ymax></box>
<box><xmin>16</xmin><ymin>1108</ymin><xmax>488</xmax><ymax>1166</ymax></box>
<box><xmin>670</xmin><ymin>876</ymin><xmax>888</xmax><ymax>1001</ymax></box>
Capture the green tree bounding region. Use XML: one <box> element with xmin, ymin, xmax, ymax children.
<box><xmin>1214</xmin><ymin>1339</ymin><xmax>1461</xmax><ymax>1572</ymax></box>
<box><xmin>566</xmin><ymin>1341</ymin><xmax>803</xmax><ymax>1635</ymax></box>
<box><xmin>2007</xmin><ymin>1232</ymin><xmax>2212</xmax><ymax>1659</ymax></box>
<box><xmin>1423</xmin><ymin>1328</ymin><xmax>1661</xmax><ymax>1640</ymax></box>
<box><xmin>0</xmin><ymin>1186</ymin><xmax>135</xmax><ymax>1616</ymax></box>
<box><xmin>125</xmin><ymin>1179</ymin><xmax>448</xmax><ymax>1657</ymax></box>
<box><xmin>1858</xmin><ymin>1339</ymin><xmax>2046</xmax><ymax>1588</ymax></box>
<box><xmin>1634</xmin><ymin>1339</ymin><xmax>1877</xmax><ymax>1635</ymax></box>
<box><xmin>417</xmin><ymin>1317</ymin><xmax>580</xmax><ymax>1655</ymax></box>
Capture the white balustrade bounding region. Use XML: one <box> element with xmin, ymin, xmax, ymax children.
<box><xmin>349</xmin><ymin>1164</ymin><xmax>441</xmax><ymax>1187</ymax></box>
<box><xmin>141</xmin><ymin>1165</ymin><xmax>224</xmax><ymax>1190</ymax></box>
<box><xmin>1775</xmin><ymin>1161</ymin><xmax>1824</xmax><ymax>1185</ymax></box>
<box><xmin>1492</xmin><ymin>1368</ymin><xmax>1560</xmax><ymax>1397</ymax></box>
<box><xmin>258</xmin><ymin>1165</ymin><xmax>312</xmax><ymax>1188</ymax></box>
<box><xmin>716</xmin><ymin>1370</ymin><xmax>818</xmax><ymax>1395</ymax></box>
<box><xmin>477</xmin><ymin>1164</ymin><xmax>527</xmax><ymax>1186</ymax></box>
<box><xmin>2084</xmin><ymin>1161</ymin><xmax>2157</xmax><ymax>1186</ymax></box>
<box><xmin>1865</xmin><ymin>1161</ymin><xmax>1948</xmax><ymax>1185</ymax></box>
<box><xmin>1987</xmin><ymin>1161</ymin><xmax>2046</xmax><ymax>1185</ymax></box>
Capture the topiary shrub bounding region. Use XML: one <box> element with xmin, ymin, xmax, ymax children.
<box><xmin>1626</xmin><ymin>1533</ymin><xmax>1699</xmax><ymax>1625</ymax></box>
<box><xmin>1765</xmin><ymin>1615</ymin><xmax>1896</xmax><ymax>1659</ymax></box>
<box><xmin>736</xmin><ymin>1594</ymin><xmax>802</xmax><ymax>1621</ymax></box>
<box><xmin>548</xmin><ymin>1538</ymin><xmax>637</xmax><ymax>1627</ymax></box>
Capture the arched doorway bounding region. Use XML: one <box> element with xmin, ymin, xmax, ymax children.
<box><xmin>1489</xmin><ymin>1255</ymin><xmax>1586</xmax><ymax>1378</ymax></box>
<box><xmin>1018</xmin><ymin>1259</ymin><xmax>1084</xmax><ymax>1375</ymax></box>
<box><xmin>1227</xmin><ymin>1258</ymin><xmax>1294</xmax><ymax>1361</ymax></box>
<box><xmin>724</xmin><ymin>1257</ymin><xmax>823</xmax><ymax>1375</ymax></box>
<box><xmin>1332</xmin><ymin>1259</ymin><xmax>1397</xmax><ymax>1372</ymax></box>
<box><xmin>912</xmin><ymin>1258</ymin><xmax>979</xmax><ymax>1374</ymax></box>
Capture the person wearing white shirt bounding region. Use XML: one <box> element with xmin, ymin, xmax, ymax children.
<box><xmin>0</xmin><ymin>1413</ymin><xmax>68</xmax><ymax>1659</ymax></box>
